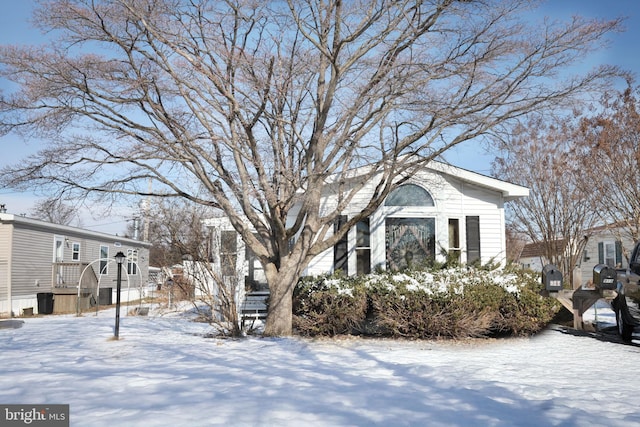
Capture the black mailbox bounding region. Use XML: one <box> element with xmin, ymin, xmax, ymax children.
<box><xmin>542</xmin><ymin>264</ymin><xmax>563</xmax><ymax>291</ymax></box>
<box><xmin>592</xmin><ymin>264</ymin><xmax>617</xmax><ymax>290</ymax></box>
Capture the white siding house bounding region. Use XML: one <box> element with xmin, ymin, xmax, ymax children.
<box><xmin>519</xmin><ymin>224</ymin><xmax>635</xmax><ymax>289</ymax></box>
<box><xmin>304</xmin><ymin>161</ymin><xmax>528</xmax><ymax>276</ymax></box>
<box><xmin>0</xmin><ymin>213</ymin><xmax>152</xmax><ymax>317</ymax></box>
<box><xmin>519</xmin><ymin>241</ymin><xmax>554</xmax><ymax>273</ymax></box>
<box><xmin>205</xmin><ymin>161</ymin><xmax>528</xmax><ymax>288</ymax></box>
<box><xmin>577</xmin><ymin>224</ymin><xmax>633</xmax><ymax>287</ymax></box>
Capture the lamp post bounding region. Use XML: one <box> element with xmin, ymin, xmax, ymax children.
<box><xmin>114</xmin><ymin>251</ymin><xmax>126</xmax><ymax>339</ymax></box>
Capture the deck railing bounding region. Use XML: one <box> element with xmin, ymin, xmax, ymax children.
<box><xmin>52</xmin><ymin>262</ymin><xmax>98</xmax><ymax>289</ymax></box>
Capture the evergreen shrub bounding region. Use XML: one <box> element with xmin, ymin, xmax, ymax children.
<box><xmin>292</xmin><ymin>273</ymin><xmax>368</xmax><ymax>336</ymax></box>
<box><xmin>292</xmin><ymin>266</ymin><xmax>560</xmax><ymax>339</ymax></box>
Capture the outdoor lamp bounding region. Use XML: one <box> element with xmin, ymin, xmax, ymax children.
<box><xmin>114</xmin><ymin>251</ymin><xmax>126</xmax><ymax>339</ymax></box>
<box><xmin>115</xmin><ymin>251</ymin><xmax>126</xmax><ymax>265</ymax></box>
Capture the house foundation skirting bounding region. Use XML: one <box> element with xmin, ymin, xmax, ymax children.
<box><xmin>0</xmin><ymin>295</ymin><xmax>37</xmax><ymax>317</ymax></box>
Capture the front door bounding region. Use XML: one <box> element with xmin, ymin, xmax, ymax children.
<box><xmin>385</xmin><ymin>218</ymin><xmax>435</xmax><ymax>271</ymax></box>
<box><xmin>53</xmin><ymin>236</ymin><xmax>64</xmax><ymax>263</ymax></box>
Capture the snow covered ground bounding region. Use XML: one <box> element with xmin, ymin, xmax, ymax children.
<box><xmin>0</xmin><ymin>301</ymin><xmax>638</xmax><ymax>427</ymax></box>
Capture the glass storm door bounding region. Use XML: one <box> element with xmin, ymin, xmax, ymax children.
<box><xmin>385</xmin><ymin>218</ymin><xmax>435</xmax><ymax>271</ymax></box>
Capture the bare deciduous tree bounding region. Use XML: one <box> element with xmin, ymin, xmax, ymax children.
<box><xmin>143</xmin><ymin>199</ymin><xmax>214</xmax><ymax>267</ymax></box>
<box><xmin>576</xmin><ymin>83</ymin><xmax>640</xmax><ymax>259</ymax></box>
<box><xmin>0</xmin><ymin>0</ymin><xmax>623</xmax><ymax>335</ymax></box>
<box><xmin>143</xmin><ymin>198</ymin><xmax>245</xmax><ymax>336</ymax></box>
<box><xmin>182</xmin><ymin>258</ymin><xmax>245</xmax><ymax>337</ymax></box>
<box><xmin>30</xmin><ymin>197</ymin><xmax>81</xmax><ymax>226</ymax></box>
<box><xmin>504</xmin><ymin>224</ymin><xmax>526</xmax><ymax>265</ymax></box>
<box><xmin>493</xmin><ymin>115</ymin><xmax>599</xmax><ymax>286</ymax></box>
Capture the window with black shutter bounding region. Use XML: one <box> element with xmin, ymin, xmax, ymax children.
<box><xmin>598</xmin><ymin>240</ymin><xmax>621</xmax><ymax>267</ymax></box>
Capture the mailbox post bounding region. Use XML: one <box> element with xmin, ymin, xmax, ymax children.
<box><xmin>542</xmin><ymin>263</ymin><xmax>620</xmax><ymax>332</ymax></box>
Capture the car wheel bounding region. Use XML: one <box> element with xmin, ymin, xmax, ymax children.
<box><xmin>617</xmin><ymin>305</ymin><xmax>633</xmax><ymax>342</ymax></box>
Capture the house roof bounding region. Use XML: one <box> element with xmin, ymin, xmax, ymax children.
<box><xmin>427</xmin><ymin>161</ymin><xmax>529</xmax><ymax>202</ymax></box>
<box><xmin>584</xmin><ymin>221</ymin><xmax>630</xmax><ymax>234</ymax></box>
<box><xmin>520</xmin><ymin>242</ymin><xmax>546</xmax><ymax>259</ymax></box>
<box><xmin>520</xmin><ymin>238</ymin><xmax>567</xmax><ymax>259</ymax></box>
<box><xmin>0</xmin><ymin>213</ymin><xmax>151</xmax><ymax>248</ymax></box>
<box><xmin>323</xmin><ymin>158</ymin><xmax>529</xmax><ymax>202</ymax></box>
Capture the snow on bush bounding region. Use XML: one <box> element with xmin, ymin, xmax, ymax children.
<box><xmin>293</xmin><ymin>266</ymin><xmax>559</xmax><ymax>339</ymax></box>
<box><xmin>360</xmin><ymin>267</ymin><xmax>524</xmax><ymax>297</ymax></box>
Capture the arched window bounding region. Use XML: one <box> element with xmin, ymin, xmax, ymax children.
<box><xmin>384</xmin><ymin>184</ymin><xmax>434</xmax><ymax>207</ymax></box>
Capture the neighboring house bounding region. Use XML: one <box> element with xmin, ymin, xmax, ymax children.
<box><xmin>0</xmin><ymin>213</ymin><xmax>152</xmax><ymax>317</ymax></box>
<box><xmin>577</xmin><ymin>223</ymin><xmax>632</xmax><ymax>286</ymax></box>
<box><xmin>204</xmin><ymin>161</ymin><xmax>529</xmax><ymax>290</ymax></box>
<box><xmin>518</xmin><ymin>241</ymin><xmax>549</xmax><ymax>272</ymax></box>
<box><xmin>518</xmin><ymin>223</ymin><xmax>634</xmax><ymax>289</ymax></box>
<box><xmin>518</xmin><ymin>238</ymin><xmax>571</xmax><ymax>272</ymax></box>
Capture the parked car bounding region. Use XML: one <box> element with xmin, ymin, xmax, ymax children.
<box><xmin>612</xmin><ymin>241</ymin><xmax>640</xmax><ymax>342</ymax></box>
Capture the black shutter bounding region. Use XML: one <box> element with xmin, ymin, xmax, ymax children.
<box><xmin>466</xmin><ymin>216</ymin><xmax>480</xmax><ymax>264</ymax></box>
<box><xmin>598</xmin><ymin>242</ymin><xmax>604</xmax><ymax>264</ymax></box>
<box><xmin>333</xmin><ymin>215</ymin><xmax>348</xmax><ymax>274</ymax></box>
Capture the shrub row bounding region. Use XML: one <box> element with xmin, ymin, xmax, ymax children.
<box><xmin>292</xmin><ymin>266</ymin><xmax>560</xmax><ymax>339</ymax></box>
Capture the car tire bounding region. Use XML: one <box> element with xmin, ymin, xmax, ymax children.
<box><xmin>617</xmin><ymin>304</ymin><xmax>633</xmax><ymax>343</ymax></box>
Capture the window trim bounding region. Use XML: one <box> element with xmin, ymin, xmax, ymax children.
<box><xmin>72</xmin><ymin>242</ymin><xmax>81</xmax><ymax>261</ymax></box>
<box><xmin>384</xmin><ymin>184</ymin><xmax>435</xmax><ymax>207</ymax></box>
<box><xmin>99</xmin><ymin>245</ymin><xmax>109</xmax><ymax>275</ymax></box>
<box><xmin>448</xmin><ymin>218</ymin><xmax>461</xmax><ymax>262</ymax></box>
<box><xmin>127</xmin><ymin>249</ymin><xmax>138</xmax><ymax>275</ymax></box>
<box><xmin>356</xmin><ymin>218</ymin><xmax>371</xmax><ymax>275</ymax></box>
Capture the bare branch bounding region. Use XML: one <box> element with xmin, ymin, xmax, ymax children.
<box><xmin>0</xmin><ymin>0</ymin><xmax>625</xmax><ymax>334</ymax></box>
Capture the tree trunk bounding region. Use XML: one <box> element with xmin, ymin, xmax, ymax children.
<box><xmin>263</xmin><ymin>263</ymin><xmax>298</xmax><ymax>337</ymax></box>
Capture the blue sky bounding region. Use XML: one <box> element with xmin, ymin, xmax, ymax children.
<box><xmin>445</xmin><ymin>0</ymin><xmax>640</xmax><ymax>173</ymax></box>
<box><xmin>0</xmin><ymin>0</ymin><xmax>639</xmax><ymax>231</ymax></box>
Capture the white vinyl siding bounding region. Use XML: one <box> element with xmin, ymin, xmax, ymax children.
<box><xmin>12</xmin><ymin>228</ymin><xmax>54</xmax><ymax>296</ymax></box>
<box><xmin>577</xmin><ymin>231</ymin><xmax>633</xmax><ymax>288</ymax></box>
<box><xmin>303</xmin><ymin>168</ymin><xmax>510</xmax><ymax>276</ymax></box>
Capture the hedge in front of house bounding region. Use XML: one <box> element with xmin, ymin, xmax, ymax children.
<box><xmin>292</xmin><ymin>267</ymin><xmax>560</xmax><ymax>339</ymax></box>
<box><xmin>292</xmin><ymin>274</ymin><xmax>368</xmax><ymax>336</ymax></box>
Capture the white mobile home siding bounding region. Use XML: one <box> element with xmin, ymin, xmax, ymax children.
<box><xmin>577</xmin><ymin>230</ymin><xmax>634</xmax><ymax>287</ymax></box>
<box><xmin>302</xmin><ymin>167</ymin><xmax>513</xmax><ymax>277</ymax></box>
<box><xmin>0</xmin><ymin>225</ymin><xmax>11</xmax><ymax>307</ymax></box>
<box><xmin>11</xmin><ymin>226</ymin><xmax>53</xmax><ymax>297</ymax></box>
<box><xmin>461</xmin><ymin>182</ymin><xmax>507</xmax><ymax>265</ymax></box>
